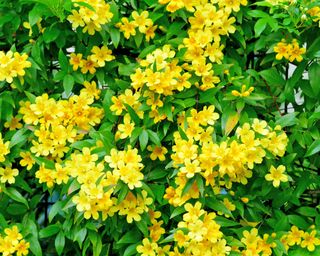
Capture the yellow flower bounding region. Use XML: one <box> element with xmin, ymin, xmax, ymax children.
<box><xmin>132</xmin><ymin>11</ymin><xmax>153</xmax><ymax>33</ymax></box>
<box><xmin>265</xmin><ymin>165</ymin><xmax>288</xmax><ymax>187</ymax></box>
<box><xmin>69</xmin><ymin>53</ymin><xmax>83</xmax><ymax>71</ymax></box>
<box><xmin>35</xmin><ymin>164</ymin><xmax>56</xmax><ymax>187</ymax></box>
<box><xmin>287</xmin><ymin>225</ymin><xmax>304</xmax><ymax>246</ymax></box>
<box><xmin>15</xmin><ymin>239</ymin><xmax>30</xmax><ymax>256</ymax></box>
<box><xmin>54</xmin><ymin>163</ymin><xmax>69</xmax><ymax>185</ymax></box>
<box><xmin>4</xmin><ymin>226</ymin><xmax>23</xmax><ymax>245</ymax></box>
<box><xmin>288</xmin><ymin>40</ymin><xmax>306</xmax><ymax>62</ymax></box>
<box><xmin>136</xmin><ymin>238</ymin><xmax>158</xmax><ymax>256</ymax></box>
<box><xmin>0</xmin><ymin>133</ymin><xmax>10</xmax><ymax>162</ymax></box>
<box><xmin>251</xmin><ymin>118</ymin><xmax>268</xmax><ymax>135</ymax></box>
<box><xmin>232</xmin><ymin>85</ymin><xmax>254</xmax><ymax>97</ymax></box>
<box><xmin>180</xmin><ymin>159</ymin><xmax>201</xmax><ymax>178</ymax></box>
<box><xmin>117</xmin><ymin>17</ymin><xmax>136</xmax><ymax>39</ymax></box>
<box><xmin>0</xmin><ymin>166</ymin><xmax>19</xmax><ymax>184</ymax></box>
<box><xmin>274</xmin><ymin>40</ymin><xmax>290</xmax><ymax>60</ymax></box>
<box><xmin>80</xmin><ymin>56</ymin><xmax>98</xmax><ymax>74</ymax></box>
<box><xmin>4</xmin><ymin>116</ymin><xmax>23</xmax><ymax>130</ymax></box>
<box><xmin>219</xmin><ymin>0</ymin><xmax>248</xmax><ymax>13</ymax></box>
<box><xmin>67</xmin><ymin>10</ymin><xmax>85</xmax><ymax>28</ymax></box>
<box><xmin>147</xmin><ymin>145</ymin><xmax>168</xmax><ymax>161</ymax></box>
<box><xmin>145</xmin><ymin>24</ymin><xmax>158</xmax><ymax>42</ymax></box>
<box><xmin>82</xmin><ymin>81</ymin><xmax>101</xmax><ymax>100</ymax></box>
<box><xmin>118</xmin><ymin>114</ymin><xmax>135</xmax><ymax>139</ymax></box>
<box><xmin>20</xmin><ymin>152</ymin><xmax>35</xmax><ymax>170</ymax></box>
<box><xmin>90</xmin><ymin>45</ymin><xmax>115</xmax><ymax>67</ymax></box>
<box><xmin>72</xmin><ymin>191</ymin><xmax>91</xmax><ymax>212</ymax></box>
<box><xmin>301</xmin><ymin>230</ymin><xmax>320</xmax><ymax>251</ymax></box>
<box><xmin>241</xmin><ymin>228</ymin><xmax>261</xmax><ymax>248</ymax></box>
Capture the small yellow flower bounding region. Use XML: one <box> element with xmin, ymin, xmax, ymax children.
<box><xmin>265</xmin><ymin>165</ymin><xmax>288</xmax><ymax>187</ymax></box>
<box><xmin>301</xmin><ymin>230</ymin><xmax>320</xmax><ymax>251</ymax></box>
<box><xmin>20</xmin><ymin>152</ymin><xmax>35</xmax><ymax>170</ymax></box>
<box><xmin>147</xmin><ymin>145</ymin><xmax>168</xmax><ymax>161</ymax></box>
<box><xmin>0</xmin><ymin>166</ymin><xmax>19</xmax><ymax>184</ymax></box>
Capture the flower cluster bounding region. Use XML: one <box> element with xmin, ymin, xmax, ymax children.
<box><xmin>133</xmin><ymin>45</ymin><xmax>191</xmax><ymax>95</ymax></box>
<box><xmin>126</xmin><ymin>45</ymin><xmax>192</xmax><ymax>123</ymax></box>
<box><xmin>0</xmin><ymin>50</ymin><xmax>31</xmax><ymax>83</ymax></box>
<box><xmin>116</xmin><ymin>10</ymin><xmax>157</xmax><ymax>41</ymax></box>
<box><xmin>68</xmin><ymin>146</ymin><xmax>152</xmax><ymax>222</ymax></box>
<box><xmin>0</xmin><ymin>226</ymin><xmax>29</xmax><ymax>256</ymax></box>
<box><xmin>116</xmin><ymin>191</ymin><xmax>153</xmax><ymax>223</ymax></box>
<box><xmin>273</xmin><ymin>39</ymin><xmax>306</xmax><ymax>62</ymax></box>
<box><xmin>178</xmin><ymin>1</ymin><xmax>242</xmax><ymax>91</ymax></box>
<box><xmin>281</xmin><ymin>226</ymin><xmax>320</xmax><ymax>252</ymax></box>
<box><xmin>166</xmin><ymin>111</ymin><xmax>288</xmax><ymax>206</ymax></box>
<box><xmin>239</xmin><ymin>228</ymin><xmax>276</xmax><ymax>255</ymax></box>
<box><xmin>19</xmin><ymin>84</ymin><xmax>103</xmax><ymax>161</ymax></box>
<box><xmin>69</xmin><ymin>45</ymin><xmax>115</xmax><ymax>74</ymax></box>
<box><xmin>237</xmin><ymin>226</ymin><xmax>320</xmax><ymax>254</ymax></box>
<box><xmin>175</xmin><ymin>202</ymin><xmax>230</xmax><ymax>255</ymax></box>
<box><xmin>67</xmin><ymin>0</ymin><xmax>113</xmax><ymax>35</ymax></box>
<box><xmin>105</xmin><ymin>146</ymin><xmax>144</xmax><ymax>189</ymax></box>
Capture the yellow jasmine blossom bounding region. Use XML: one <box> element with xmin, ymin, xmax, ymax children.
<box><xmin>265</xmin><ymin>165</ymin><xmax>288</xmax><ymax>187</ymax></box>
<box><xmin>147</xmin><ymin>145</ymin><xmax>168</xmax><ymax>161</ymax></box>
<box><xmin>301</xmin><ymin>230</ymin><xmax>320</xmax><ymax>251</ymax></box>
<box><xmin>0</xmin><ymin>166</ymin><xmax>19</xmax><ymax>184</ymax></box>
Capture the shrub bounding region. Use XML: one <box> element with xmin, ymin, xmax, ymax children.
<box><xmin>0</xmin><ymin>0</ymin><xmax>320</xmax><ymax>255</ymax></box>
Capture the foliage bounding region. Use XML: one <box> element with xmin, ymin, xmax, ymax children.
<box><xmin>0</xmin><ymin>0</ymin><xmax>320</xmax><ymax>255</ymax></box>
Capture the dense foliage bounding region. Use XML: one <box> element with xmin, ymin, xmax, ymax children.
<box><xmin>0</xmin><ymin>0</ymin><xmax>320</xmax><ymax>255</ymax></box>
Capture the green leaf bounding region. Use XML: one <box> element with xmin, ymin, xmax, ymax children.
<box><xmin>39</xmin><ymin>224</ymin><xmax>60</xmax><ymax>238</ymax></box>
<box><xmin>134</xmin><ymin>31</ymin><xmax>144</xmax><ymax>48</ymax></box>
<box><xmin>74</xmin><ymin>228</ymin><xmax>87</xmax><ymax>248</ymax></box>
<box><xmin>307</xmin><ymin>36</ymin><xmax>320</xmax><ymax>58</ymax></box>
<box><xmin>43</xmin><ymin>23</ymin><xmax>60</xmax><ymax>43</ymax></box>
<box><xmin>6</xmin><ymin>203</ymin><xmax>28</xmax><ymax>215</ymax></box>
<box><xmin>29</xmin><ymin>236</ymin><xmax>42</xmax><ymax>256</ymax></box>
<box><xmin>123</xmin><ymin>243</ymin><xmax>139</xmax><ymax>256</ymax></box>
<box><xmin>117</xmin><ymin>228</ymin><xmax>141</xmax><ymax>244</ymax></box>
<box><xmin>288</xmin><ymin>215</ymin><xmax>310</xmax><ymax>229</ymax></box>
<box><xmin>309</xmin><ymin>62</ymin><xmax>320</xmax><ymax>96</ymax></box>
<box><xmin>147</xmin><ymin>130</ymin><xmax>161</xmax><ymax>146</ymax></box>
<box><xmin>124</xmin><ymin>104</ymin><xmax>140</xmax><ymax>124</ymax></box>
<box><xmin>215</xmin><ymin>216</ymin><xmax>239</xmax><ymax>227</ymax></box>
<box><xmin>147</xmin><ymin>168</ymin><xmax>168</xmax><ymax>181</ymax></box>
<box><xmin>89</xmin><ymin>231</ymin><xmax>102</xmax><ymax>256</ymax></box>
<box><xmin>206</xmin><ymin>198</ymin><xmax>233</xmax><ymax>218</ymax></box>
<box><xmin>139</xmin><ymin>130</ymin><xmax>148</xmax><ymax>151</ymax></box>
<box><xmin>260</xmin><ymin>68</ymin><xmax>285</xmax><ymax>86</ymax></box>
<box><xmin>118</xmin><ymin>63</ymin><xmax>138</xmax><ymax>76</ymax></box>
<box><xmin>55</xmin><ymin>231</ymin><xmax>65</xmax><ymax>256</ymax></box>
<box><xmin>254</xmin><ymin>18</ymin><xmax>267</xmax><ymax>37</ymax></box>
<box><xmin>59</xmin><ymin>49</ymin><xmax>69</xmax><ymax>71</ymax></box>
<box><xmin>109</xmin><ymin>27</ymin><xmax>120</xmax><ymax>48</ymax></box>
<box><xmin>49</xmin><ymin>201</ymin><xmax>62</xmax><ymax>222</ymax></box>
<box><xmin>63</xmin><ymin>74</ymin><xmax>74</xmax><ymax>96</ymax></box>
<box><xmin>73</xmin><ymin>1</ymin><xmax>95</xmax><ymax>11</ymax></box>
<box><xmin>170</xmin><ymin>206</ymin><xmax>185</xmax><ymax>219</ymax></box>
<box><xmin>138</xmin><ymin>45</ymin><xmax>157</xmax><ymax>59</ymax></box>
<box><xmin>296</xmin><ymin>207</ymin><xmax>318</xmax><ymax>217</ymax></box>
<box><xmin>276</xmin><ymin>113</ymin><xmax>297</xmax><ymax>127</ymax></box>
<box><xmin>305</xmin><ymin>140</ymin><xmax>320</xmax><ymax>157</ymax></box>
<box><xmin>10</xmin><ymin>128</ymin><xmax>28</xmax><ymax>148</ymax></box>
<box><xmin>135</xmin><ymin>218</ymin><xmax>148</xmax><ymax>236</ymax></box>
<box><xmin>4</xmin><ymin>187</ymin><xmax>29</xmax><ymax>208</ymax></box>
